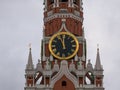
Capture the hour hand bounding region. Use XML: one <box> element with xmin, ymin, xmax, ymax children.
<box><xmin>58</xmin><ymin>36</ymin><xmax>66</xmax><ymax>49</ymax></box>
<box><xmin>62</xmin><ymin>37</ymin><xmax>66</xmax><ymax>49</ymax></box>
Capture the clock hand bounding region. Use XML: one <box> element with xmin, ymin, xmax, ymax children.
<box><xmin>58</xmin><ymin>36</ymin><xmax>66</xmax><ymax>49</ymax></box>
<box><xmin>62</xmin><ymin>36</ymin><xmax>66</xmax><ymax>49</ymax></box>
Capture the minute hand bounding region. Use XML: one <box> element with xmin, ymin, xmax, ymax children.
<box><xmin>62</xmin><ymin>37</ymin><xmax>66</xmax><ymax>49</ymax></box>
<box><xmin>59</xmin><ymin>37</ymin><xmax>66</xmax><ymax>49</ymax></box>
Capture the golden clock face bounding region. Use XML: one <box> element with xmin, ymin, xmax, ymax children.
<box><xmin>49</xmin><ymin>32</ymin><xmax>79</xmax><ymax>60</ymax></box>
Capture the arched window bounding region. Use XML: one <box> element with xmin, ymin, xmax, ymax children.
<box><xmin>51</xmin><ymin>0</ymin><xmax>54</xmax><ymax>4</ymax></box>
<box><xmin>85</xmin><ymin>72</ymin><xmax>94</xmax><ymax>85</ymax></box>
<box><xmin>60</xmin><ymin>0</ymin><xmax>68</xmax><ymax>2</ymax></box>
<box><xmin>62</xmin><ymin>81</ymin><xmax>67</xmax><ymax>86</ymax></box>
<box><xmin>73</xmin><ymin>0</ymin><xmax>77</xmax><ymax>4</ymax></box>
<box><xmin>73</xmin><ymin>0</ymin><xmax>79</xmax><ymax>5</ymax></box>
<box><xmin>35</xmin><ymin>72</ymin><xmax>43</xmax><ymax>84</ymax></box>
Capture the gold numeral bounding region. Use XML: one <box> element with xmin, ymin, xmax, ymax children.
<box><xmin>71</xmin><ymin>40</ymin><xmax>75</xmax><ymax>43</ymax></box>
<box><xmin>71</xmin><ymin>49</ymin><xmax>75</xmax><ymax>52</ymax></box>
<box><xmin>62</xmin><ymin>35</ymin><xmax>65</xmax><ymax>38</ymax></box>
<box><xmin>72</xmin><ymin>45</ymin><xmax>76</xmax><ymax>47</ymax></box>
<box><xmin>67</xmin><ymin>53</ymin><xmax>71</xmax><ymax>56</ymax></box>
<box><xmin>52</xmin><ymin>45</ymin><xmax>56</xmax><ymax>48</ymax></box>
<box><xmin>56</xmin><ymin>52</ymin><xmax>60</xmax><ymax>56</ymax></box>
<box><xmin>53</xmin><ymin>49</ymin><xmax>56</xmax><ymax>52</ymax></box>
<box><xmin>53</xmin><ymin>40</ymin><xmax>57</xmax><ymax>42</ymax></box>
<box><xmin>57</xmin><ymin>35</ymin><xmax>61</xmax><ymax>39</ymax></box>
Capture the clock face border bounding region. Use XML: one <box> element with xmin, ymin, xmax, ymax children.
<box><xmin>49</xmin><ymin>32</ymin><xmax>79</xmax><ymax>60</ymax></box>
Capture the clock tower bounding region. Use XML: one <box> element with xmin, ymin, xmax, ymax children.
<box><xmin>24</xmin><ymin>0</ymin><xmax>105</xmax><ymax>90</ymax></box>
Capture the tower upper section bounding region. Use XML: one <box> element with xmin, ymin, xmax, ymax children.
<box><xmin>44</xmin><ymin>0</ymin><xmax>83</xmax><ymax>15</ymax></box>
<box><xmin>43</xmin><ymin>0</ymin><xmax>84</xmax><ymax>37</ymax></box>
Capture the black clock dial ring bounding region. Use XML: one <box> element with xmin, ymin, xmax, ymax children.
<box><xmin>49</xmin><ymin>32</ymin><xmax>79</xmax><ymax>60</ymax></box>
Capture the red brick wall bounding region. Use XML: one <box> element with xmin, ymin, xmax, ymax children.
<box><xmin>53</xmin><ymin>75</ymin><xmax>75</xmax><ymax>90</ymax></box>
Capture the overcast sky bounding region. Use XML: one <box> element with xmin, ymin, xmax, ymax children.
<box><xmin>0</xmin><ymin>0</ymin><xmax>120</xmax><ymax>90</ymax></box>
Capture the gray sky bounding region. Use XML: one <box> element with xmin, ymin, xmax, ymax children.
<box><xmin>0</xmin><ymin>0</ymin><xmax>120</xmax><ymax>90</ymax></box>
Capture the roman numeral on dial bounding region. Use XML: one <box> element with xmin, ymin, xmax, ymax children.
<box><xmin>72</xmin><ymin>45</ymin><xmax>76</xmax><ymax>47</ymax></box>
<box><xmin>56</xmin><ymin>52</ymin><xmax>60</xmax><ymax>56</ymax></box>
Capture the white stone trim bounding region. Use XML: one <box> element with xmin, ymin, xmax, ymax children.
<box><xmin>68</xmin><ymin>0</ymin><xmax>71</xmax><ymax>7</ymax></box>
<box><xmin>56</xmin><ymin>0</ymin><xmax>59</xmax><ymax>7</ymax></box>
<box><xmin>42</xmin><ymin>39</ymin><xmax>46</xmax><ymax>61</ymax></box>
<box><xmin>58</xmin><ymin>19</ymin><xmax>69</xmax><ymax>32</ymax></box>
<box><xmin>82</xmin><ymin>39</ymin><xmax>86</xmax><ymax>61</ymax></box>
<box><xmin>50</xmin><ymin>60</ymin><xmax>79</xmax><ymax>88</ymax></box>
<box><xmin>44</xmin><ymin>13</ymin><xmax>83</xmax><ymax>22</ymax></box>
<box><xmin>44</xmin><ymin>0</ymin><xmax>47</xmax><ymax>12</ymax></box>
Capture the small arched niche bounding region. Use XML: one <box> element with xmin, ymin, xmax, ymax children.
<box><xmin>62</xmin><ymin>81</ymin><xmax>67</xmax><ymax>86</ymax></box>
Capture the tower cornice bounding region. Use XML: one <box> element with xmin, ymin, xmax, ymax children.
<box><xmin>44</xmin><ymin>13</ymin><xmax>83</xmax><ymax>23</ymax></box>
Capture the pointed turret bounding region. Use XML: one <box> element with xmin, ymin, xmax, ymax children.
<box><xmin>25</xmin><ymin>45</ymin><xmax>35</xmax><ymax>87</ymax></box>
<box><xmin>95</xmin><ymin>47</ymin><xmax>103</xmax><ymax>70</ymax></box>
<box><xmin>94</xmin><ymin>47</ymin><xmax>104</xmax><ymax>87</ymax></box>
<box><xmin>26</xmin><ymin>46</ymin><xmax>34</xmax><ymax>70</ymax></box>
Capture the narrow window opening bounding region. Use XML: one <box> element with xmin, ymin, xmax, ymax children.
<box><xmin>73</xmin><ymin>0</ymin><xmax>77</xmax><ymax>4</ymax></box>
<box><xmin>60</xmin><ymin>0</ymin><xmax>68</xmax><ymax>2</ymax></box>
<box><xmin>85</xmin><ymin>72</ymin><xmax>94</xmax><ymax>85</ymax></box>
<box><xmin>51</xmin><ymin>0</ymin><xmax>54</xmax><ymax>4</ymax></box>
<box><xmin>62</xmin><ymin>81</ymin><xmax>67</xmax><ymax>86</ymax></box>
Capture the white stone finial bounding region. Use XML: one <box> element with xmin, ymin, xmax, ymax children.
<box><xmin>75</xmin><ymin>55</ymin><xmax>78</xmax><ymax>61</ymax></box>
<box><xmin>46</xmin><ymin>59</ymin><xmax>49</xmax><ymax>65</ymax></box>
<box><xmin>77</xmin><ymin>59</ymin><xmax>83</xmax><ymax>70</ymax></box>
<box><xmin>53</xmin><ymin>60</ymin><xmax>59</xmax><ymax>72</ymax></box>
<box><xmin>55</xmin><ymin>60</ymin><xmax>58</xmax><ymax>64</ymax></box>
<box><xmin>87</xmin><ymin>59</ymin><xmax>93</xmax><ymax>70</ymax></box>
<box><xmin>45</xmin><ymin>59</ymin><xmax>51</xmax><ymax>70</ymax></box>
<box><xmin>69</xmin><ymin>59</ymin><xmax>75</xmax><ymax>71</ymax></box>
<box><xmin>50</xmin><ymin>54</ymin><xmax>53</xmax><ymax>61</ymax></box>
<box><xmin>71</xmin><ymin>59</ymin><xmax>74</xmax><ymax>64</ymax></box>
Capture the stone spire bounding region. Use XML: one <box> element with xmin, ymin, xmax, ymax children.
<box><xmin>95</xmin><ymin>47</ymin><xmax>103</xmax><ymax>70</ymax></box>
<box><xmin>26</xmin><ymin>45</ymin><xmax>34</xmax><ymax>70</ymax></box>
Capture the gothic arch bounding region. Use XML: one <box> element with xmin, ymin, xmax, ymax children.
<box><xmin>35</xmin><ymin>71</ymin><xmax>43</xmax><ymax>84</ymax></box>
<box><xmin>53</xmin><ymin>75</ymin><xmax>75</xmax><ymax>90</ymax></box>
<box><xmin>50</xmin><ymin>60</ymin><xmax>79</xmax><ymax>88</ymax></box>
<box><xmin>85</xmin><ymin>71</ymin><xmax>94</xmax><ymax>85</ymax></box>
